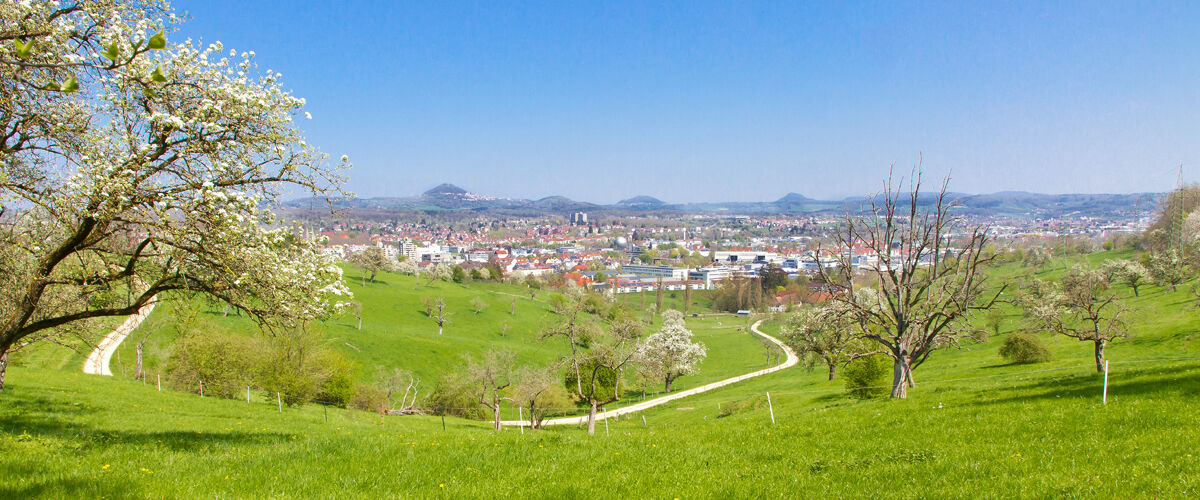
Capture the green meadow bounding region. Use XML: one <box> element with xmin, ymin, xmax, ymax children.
<box><xmin>3</xmin><ymin>251</ymin><xmax>1200</xmax><ymax>497</ymax></box>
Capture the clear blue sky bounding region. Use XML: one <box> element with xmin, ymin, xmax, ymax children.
<box><xmin>172</xmin><ymin>1</ymin><xmax>1200</xmax><ymax>203</ymax></box>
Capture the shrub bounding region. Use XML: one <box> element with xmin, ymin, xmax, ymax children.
<box><xmin>349</xmin><ymin>383</ymin><xmax>387</xmax><ymax>412</ymax></box>
<box><xmin>313</xmin><ymin>350</ymin><xmax>359</xmax><ymax>407</ymax></box>
<box><xmin>999</xmin><ymin>333</ymin><xmax>1052</xmax><ymax>363</ymax></box>
<box><xmin>428</xmin><ymin>372</ymin><xmax>487</xmax><ymax>419</ymax></box>
<box><xmin>843</xmin><ymin>354</ymin><xmax>891</xmax><ymax>399</ymax></box>
<box><xmin>166</xmin><ymin>330</ymin><xmax>259</xmax><ymax>399</ymax></box>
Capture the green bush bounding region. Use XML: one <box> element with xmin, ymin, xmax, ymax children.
<box><xmin>349</xmin><ymin>383</ymin><xmax>387</xmax><ymax>412</ymax></box>
<box><xmin>999</xmin><ymin>333</ymin><xmax>1052</xmax><ymax>363</ymax></box>
<box><xmin>166</xmin><ymin>330</ymin><xmax>259</xmax><ymax>399</ymax></box>
<box><xmin>843</xmin><ymin>354</ymin><xmax>891</xmax><ymax>399</ymax></box>
<box><xmin>313</xmin><ymin>350</ymin><xmax>359</xmax><ymax>407</ymax></box>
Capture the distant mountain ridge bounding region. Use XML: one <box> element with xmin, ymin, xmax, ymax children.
<box><xmin>285</xmin><ymin>183</ymin><xmax>1160</xmax><ymax>218</ymax></box>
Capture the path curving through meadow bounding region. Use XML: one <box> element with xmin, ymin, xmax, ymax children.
<box><xmin>501</xmin><ymin>319</ymin><xmax>798</xmax><ymax>428</ymax></box>
<box><xmin>82</xmin><ymin>300</ymin><xmax>157</xmax><ymax>376</ymax></box>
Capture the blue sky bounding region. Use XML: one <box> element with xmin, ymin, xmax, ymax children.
<box><xmin>172</xmin><ymin>1</ymin><xmax>1199</xmax><ymax>203</ymax></box>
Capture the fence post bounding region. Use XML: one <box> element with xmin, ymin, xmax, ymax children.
<box><xmin>247</xmin><ymin>386</ymin><xmax>250</xmax><ymax>403</ymax></box>
<box><xmin>1103</xmin><ymin>360</ymin><xmax>1110</xmax><ymax>404</ymax></box>
<box><xmin>199</xmin><ymin>380</ymin><xmax>204</xmax><ymax>398</ymax></box>
<box><xmin>519</xmin><ymin>407</ymin><xmax>524</xmax><ymax>435</ymax></box>
<box><xmin>766</xmin><ymin>392</ymin><xmax>775</xmax><ymax>425</ymax></box>
<box><xmin>641</xmin><ymin>415</ymin><xmax>647</xmax><ymax>428</ymax></box>
<box><xmin>277</xmin><ymin>392</ymin><xmax>282</xmax><ymax>412</ymax></box>
<box><xmin>156</xmin><ymin>374</ymin><xmax>161</xmax><ymax>392</ymax></box>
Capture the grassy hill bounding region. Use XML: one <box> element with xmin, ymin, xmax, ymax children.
<box><xmin>3</xmin><ymin>250</ymin><xmax>1199</xmax><ymax>497</ymax></box>
<box><xmin>11</xmin><ymin>268</ymin><xmax>773</xmax><ymax>411</ymax></box>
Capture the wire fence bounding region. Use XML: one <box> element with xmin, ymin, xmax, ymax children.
<box><xmin>118</xmin><ymin>355</ymin><xmax>1200</xmax><ymax>430</ymax></box>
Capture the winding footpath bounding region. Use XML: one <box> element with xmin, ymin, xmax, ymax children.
<box><xmin>501</xmin><ymin>319</ymin><xmax>798</xmax><ymax>428</ymax></box>
<box><xmin>82</xmin><ymin>300</ymin><xmax>157</xmax><ymax>376</ymax></box>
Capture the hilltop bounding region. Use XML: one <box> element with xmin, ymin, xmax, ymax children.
<box><xmin>285</xmin><ymin>184</ymin><xmax>1159</xmax><ymax>219</ymax></box>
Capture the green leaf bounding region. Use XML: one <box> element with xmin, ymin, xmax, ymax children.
<box><xmin>151</xmin><ymin>65</ymin><xmax>167</xmax><ymax>83</ymax></box>
<box><xmin>147</xmin><ymin>31</ymin><xmax>166</xmax><ymax>50</ymax></box>
<box><xmin>14</xmin><ymin>39</ymin><xmax>33</xmax><ymax>60</ymax></box>
<box><xmin>61</xmin><ymin>77</ymin><xmax>79</xmax><ymax>93</ymax></box>
<box><xmin>44</xmin><ymin>81</ymin><xmax>60</xmax><ymax>91</ymax></box>
<box><xmin>104</xmin><ymin>41</ymin><xmax>120</xmax><ymax>61</ymax></box>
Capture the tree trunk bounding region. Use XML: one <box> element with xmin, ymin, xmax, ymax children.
<box><xmin>665</xmin><ymin>374</ymin><xmax>673</xmax><ymax>392</ymax></box>
<box><xmin>493</xmin><ymin>403</ymin><xmax>502</xmax><ymax>432</ymax></box>
<box><xmin>357</xmin><ymin>317</ymin><xmax>362</xmax><ymax>330</ymax></box>
<box><xmin>891</xmin><ymin>357</ymin><xmax>910</xmax><ymax>398</ymax></box>
<box><xmin>135</xmin><ymin>345</ymin><xmax>143</xmax><ymax>380</ymax></box>
<box><xmin>586</xmin><ymin>401</ymin><xmax>598</xmax><ymax>435</ymax></box>
<box><xmin>438</xmin><ymin>324</ymin><xmax>443</xmax><ymax>336</ymax></box>
<box><xmin>1132</xmin><ymin>285</ymin><xmax>1139</xmax><ymax>297</ymax></box>
<box><xmin>370</xmin><ymin>270</ymin><xmax>377</xmax><ymax>283</ymax></box>
<box><xmin>0</xmin><ymin>351</ymin><xmax>8</xmax><ymax>392</ymax></box>
<box><xmin>1094</xmin><ymin>340</ymin><xmax>1106</xmax><ymax>373</ymax></box>
<box><xmin>827</xmin><ymin>363</ymin><xmax>837</xmax><ymax>381</ymax></box>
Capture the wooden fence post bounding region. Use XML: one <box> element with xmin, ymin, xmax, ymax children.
<box><xmin>766</xmin><ymin>392</ymin><xmax>775</xmax><ymax>424</ymax></box>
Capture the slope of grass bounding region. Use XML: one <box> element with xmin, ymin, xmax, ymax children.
<box><xmin>3</xmin><ymin>249</ymin><xmax>1198</xmax><ymax>497</ymax></box>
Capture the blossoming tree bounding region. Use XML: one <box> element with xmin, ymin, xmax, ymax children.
<box><xmin>636</xmin><ymin>310</ymin><xmax>706</xmax><ymax>392</ymax></box>
<box><xmin>0</xmin><ymin>1</ymin><xmax>351</xmax><ymax>389</ymax></box>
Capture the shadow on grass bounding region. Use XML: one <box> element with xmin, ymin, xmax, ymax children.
<box><xmin>972</xmin><ymin>362</ymin><xmax>1200</xmax><ymax>406</ymax></box>
<box><xmin>0</xmin><ymin>395</ymin><xmax>289</xmax><ymax>452</ymax></box>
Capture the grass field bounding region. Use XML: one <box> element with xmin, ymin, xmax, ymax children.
<box><xmin>3</xmin><ymin>250</ymin><xmax>1200</xmax><ymax>497</ymax></box>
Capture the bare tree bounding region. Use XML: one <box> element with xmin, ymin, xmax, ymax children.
<box><xmin>541</xmin><ymin>294</ymin><xmax>642</xmax><ymax>434</ymax></box>
<box><xmin>1020</xmin><ymin>265</ymin><xmax>1128</xmax><ymax>372</ymax></box>
<box><xmin>428</xmin><ymin>297</ymin><xmax>450</xmax><ymax>336</ymax></box>
<box><xmin>377</xmin><ymin>367</ymin><xmax>422</xmax><ymax>415</ymax></box>
<box><xmin>466</xmin><ymin>350</ymin><xmax>515</xmax><ymax>431</ymax></box>
<box><xmin>349</xmin><ymin>301</ymin><xmax>363</xmax><ymax>330</ymax></box>
<box><xmin>812</xmin><ymin>168</ymin><xmax>1002</xmax><ymax>398</ymax></box>
<box><xmin>512</xmin><ymin>365</ymin><xmax>565</xmax><ymax>429</ymax></box>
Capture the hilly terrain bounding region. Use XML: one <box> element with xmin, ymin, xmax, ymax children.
<box><xmin>2</xmin><ymin>250</ymin><xmax>1199</xmax><ymax>497</ymax></box>
<box><xmin>285</xmin><ymin>184</ymin><xmax>1159</xmax><ymax>219</ymax></box>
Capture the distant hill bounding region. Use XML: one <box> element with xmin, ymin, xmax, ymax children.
<box><xmin>423</xmin><ymin>183</ymin><xmax>468</xmax><ymax>196</ymax></box>
<box><xmin>284</xmin><ymin>182</ymin><xmax>1159</xmax><ymax>219</ymax></box>
<box><xmin>615</xmin><ymin>196</ymin><xmax>667</xmax><ymax>209</ymax></box>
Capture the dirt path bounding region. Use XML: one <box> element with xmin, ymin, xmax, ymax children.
<box><xmin>82</xmin><ymin>300</ymin><xmax>157</xmax><ymax>376</ymax></box>
<box><xmin>501</xmin><ymin>318</ymin><xmax>798</xmax><ymax>428</ymax></box>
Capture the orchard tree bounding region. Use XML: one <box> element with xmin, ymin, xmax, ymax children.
<box><xmin>636</xmin><ymin>310</ymin><xmax>706</xmax><ymax>392</ymax></box>
<box><xmin>1101</xmin><ymin>259</ymin><xmax>1151</xmax><ymax>297</ymax></box>
<box><xmin>812</xmin><ymin>169</ymin><xmax>1002</xmax><ymax>398</ymax></box>
<box><xmin>426</xmin><ymin>297</ymin><xmax>450</xmax><ymax>335</ymax></box>
<box><xmin>1147</xmin><ymin>250</ymin><xmax>1187</xmax><ymax>292</ymax></box>
<box><xmin>782</xmin><ymin>303</ymin><xmax>878</xmax><ymax>380</ymax></box>
<box><xmin>422</xmin><ymin>263</ymin><xmax>451</xmax><ymax>286</ymax></box>
<box><xmin>465</xmin><ymin>350</ymin><xmax>514</xmax><ymax>431</ymax></box>
<box><xmin>1020</xmin><ymin>265</ymin><xmax>1127</xmax><ymax>372</ymax></box>
<box><xmin>469</xmin><ymin>297</ymin><xmax>488</xmax><ymax>314</ymax></box>
<box><xmin>541</xmin><ymin>293</ymin><xmax>642</xmax><ymax>435</ymax></box>
<box><xmin>0</xmin><ymin>1</ymin><xmax>351</xmax><ymax>390</ymax></box>
<box><xmin>348</xmin><ymin>246</ymin><xmax>396</xmax><ymax>285</ymax></box>
<box><xmin>395</xmin><ymin>258</ymin><xmax>419</xmax><ymax>276</ymax></box>
<box><xmin>512</xmin><ymin>365</ymin><xmax>569</xmax><ymax>429</ymax></box>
